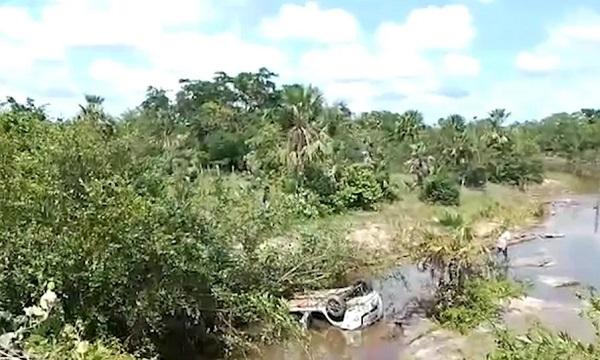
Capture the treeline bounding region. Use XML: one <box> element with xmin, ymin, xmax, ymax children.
<box><xmin>518</xmin><ymin>109</ymin><xmax>600</xmax><ymax>178</ymax></box>
<box><xmin>0</xmin><ymin>68</ymin><xmax>597</xmax><ymax>359</ymax></box>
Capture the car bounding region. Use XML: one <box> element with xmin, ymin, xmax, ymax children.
<box><xmin>287</xmin><ymin>280</ymin><xmax>383</xmax><ymax>331</ymax></box>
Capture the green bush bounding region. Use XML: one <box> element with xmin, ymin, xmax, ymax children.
<box><xmin>420</xmin><ymin>175</ymin><xmax>460</xmax><ymax>206</ymax></box>
<box><xmin>0</xmin><ymin>113</ymin><xmax>358</xmax><ymax>359</ymax></box>
<box><xmin>488</xmin><ymin>293</ymin><xmax>600</xmax><ymax>359</ymax></box>
<box><xmin>26</xmin><ymin>325</ymin><xmax>135</xmax><ymax>360</ymax></box>
<box><xmin>302</xmin><ymin>164</ymin><xmax>340</xmax><ymax>211</ymax></box>
<box><xmin>334</xmin><ymin>164</ymin><xmax>385</xmax><ymax>210</ymax></box>
<box><xmin>434</xmin><ymin>278</ymin><xmax>524</xmax><ymax>334</ymax></box>
<box><xmin>462</xmin><ymin>166</ymin><xmax>487</xmax><ymax>189</ymax></box>
<box><xmin>489</xmin><ymin>156</ymin><xmax>544</xmax><ymax>188</ymax></box>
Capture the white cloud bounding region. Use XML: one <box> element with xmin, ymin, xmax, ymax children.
<box><xmin>556</xmin><ymin>24</ymin><xmax>600</xmax><ymax>43</ymax></box>
<box><xmin>0</xmin><ymin>0</ymin><xmax>288</xmax><ymax>114</ymax></box>
<box><xmin>443</xmin><ymin>53</ymin><xmax>480</xmax><ymax>76</ymax></box>
<box><xmin>0</xmin><ymin>0</ymin><xmax>213</xmax><ymax>66</ymax></box>
<box><xmin>260</xmin><ymin>1</ymin><xmax>360</xmax><ymax>44</ymax></box>
<box><xmin>1</xmin><ymin>0</ymin><xmax>481</xmax><ymax>119</ymax></box>
<box><xmin>515</xmin><ymin>52</ymin><xmax>560</xmax><ymax>73</ymax></box>
<box><xmin>0</xmin><ymin>6</ymin><xmax>36</xmax><ymax>40</ymax></box>
<box><xmin>498</xmin><ymin>9</ymin><xmax>600</xmax><ymax>118</ymax></box>
<box><xmin>145</xmin><ymin>32</ymin><xmax>288</xmax><ymax>80</ymax></box>
<box><xmin>293</xmin><ymin>4</ymin><xmax>478</xmax><ymax>116</ymax></box>
<box><xmin>323</xmin><ymin>81</ymin><xmax>379</xmax><ymax>113</ymax></box>
<box><xmin>90</xmin><ymin>59</ymin><xmax>166</xmax><ymax>98</ymax></box>
<box><xmin>514</xmin><ymin>9</ymin><xmax>600</xmax><ymax>75</ymax></box>
<box><xmin>88</xmin><ymin>32</ymin><xmax>289</xmax><ymax>110</ymax></box>
<box><xmin>375</xmin><ymin>5</ymin><xmax>475</xmax><ymax>51</ymax></box>
<box><xmin>299</xmin><ymin>43</ymin><xmax>433</xmax><ymax>83</ymax></box>
<box><xmin>38</xmin><ymin>0</ymin><xmax>211</xmax><ymax>49</ymax></box>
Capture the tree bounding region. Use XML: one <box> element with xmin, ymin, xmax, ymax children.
<box><xmin>406</xmin><ymin>142</ymin><xmax>435</xmax><ymax>186</ymax></box>
<box><xmin>395</xmin><ymin>110</ymin><xmax>424</xmax><ymax>142</ymax></box>
<box><xmin>436</xmin><ymin>115</ymin><xmax>475</xmax><ymax>177</ymax></box>
<box><xmin>489</xmin><ymin>108</ymin><xmax>511</xmax><ymax>129</ymax></box>
<box><xmin>77</xmin><ymin>95</ymin><xmax>115</xmax><ymax>138</ymax></box>
<box><xmin>2</xmin><ymin>97</ymin><xmax>48</xmax><ymax>121</ymax></box>
<box><xmin>281</xmin><ymin>85</ymin><xmax>329</xmax><ymax>174</ymax></box>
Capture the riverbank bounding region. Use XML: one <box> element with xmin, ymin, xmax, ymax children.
<box><xmin>256</xmin><ymin>172</ymin><xmax>596</xmax><ymax>359</ymax></box>
<box><xmin>299</xmin><ymin>171</ymin><xmax>585</xmax><ymax>272</ymax></box>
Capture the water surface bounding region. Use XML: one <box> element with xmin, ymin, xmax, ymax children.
<box><xmin>259</xmin><ymin>194</ymin><xmax>600</xmax><ymax>359</ymax></box>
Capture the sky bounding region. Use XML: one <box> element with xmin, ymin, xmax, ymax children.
<box><xmin>1</xmin><ymin>0</ymin><xmax>600</xmax><ymax>122</ymax></box>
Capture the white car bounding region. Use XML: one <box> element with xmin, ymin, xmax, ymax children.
<box><xmin>288</xmin><ymin>281</ymin><xmax>383</xmax><ymax>331</ymax></box>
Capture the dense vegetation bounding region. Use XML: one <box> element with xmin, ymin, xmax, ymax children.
<box><xmin>0</xmin><ymin>69</ymin><xmax>599</xmax><ymax>359</ymax></box>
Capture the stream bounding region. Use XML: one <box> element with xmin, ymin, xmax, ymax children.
<box><xmin>259</xmin><ymin>194</ymin><xmax>600</xmax><ymax>359</ymax></box>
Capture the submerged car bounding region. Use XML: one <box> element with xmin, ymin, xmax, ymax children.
<box><xmin>287</xmin><ymin>281</ymin><xmax>383</xmax><ymax>331</ymax></box>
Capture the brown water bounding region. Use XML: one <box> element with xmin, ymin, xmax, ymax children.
<box><xmin>259</xmin><ymin>194</ymin><xmax>600</xmax><ymax>360</ymax></box>
<box><xmin>504</xmin><ymin>194</ymin><xmax>600</xmax><ymax>340</ymax></box>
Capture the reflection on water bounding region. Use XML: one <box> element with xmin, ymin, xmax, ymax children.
<box><xmin>259</xmin><ymin>194</ymin><xmax>600</xmax><ymax>360</ymax></box>
<box><xmin>258</xmin><ymin>265</ymin><xmax>434</xmax><ymax>359</ymax></box>
<box><xmin>510</xmin><ymin>195</ymin><xmax>600</xmax><ymax>301</ymax></box>
<box><xmin>505</xmin><ymin>195</ymin><xmax>600</xmax><ymax>340</ymax></box>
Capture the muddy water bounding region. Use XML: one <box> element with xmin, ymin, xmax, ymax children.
<box><xmin>259</xmin><ymin>194</ymin><xmax>600</xmax><ymax>360</ymax></box>
<box><xmin>505</xmin><ymin>194</ymin><xmax>600</xmax><ymax>340</ymax></box>
<box><xmin>259</xmin><ymin>266</ymin><xmax>435</xmax><ymax>359</ymax></box>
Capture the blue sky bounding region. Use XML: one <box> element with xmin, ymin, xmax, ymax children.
<box><xmin>1</xmin><ymin>0</ymin><xmax>600</xmax><ymax>121</ymax></box>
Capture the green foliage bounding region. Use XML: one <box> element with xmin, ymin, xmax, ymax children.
<box><xmin>488</xmin><ymin>293</ymin><xmax>600</xmax><ymax>359</ymax></box>
<box><xmin>3</xmin><ymin>68</ymin><xmax>599</xmax><ymax>359</ymax></box>
<box><xmin>437</xmin><ymin>210</ymin><xmax>465</xmax><ymax>228</ymax></box>
<box><xmin>489</xmin><ymin>325</ymin><xmax>597</xmax><ymax>360</ymax></box>
<box><xmin>463</xmin><ymin>166</ymin><xmax>487</xmax><ymax>188</ymax></box>
<box><xmin>0</xmin><ymin>101</ymin><xmax>358</xmax><ymax>359</ymax></box>
<box><xmin>420</xmin><ymin>175</ymin><xmax>461</xmax><ymax>206</ymax></box>
<box><xmin>26</xmin><ymin>324</ymin><xmax>135</xmax><ymax>360</ymax></box>
<box><xmin>334</xmin><ymin>164</ymin><xmax>386</xmax><ymax>210</ymax></box>
<box><xmin>434</xmin><ymin>278</ymin><xmax>523</xmax><ymax>334</ymax></box>
<box><xmin>407</xmin><ymin>216</ymin><xmax>526</xmax><ymax>336</ymax></box>
<box><xmin>302</xmin><ymin>164</ymin><xmax>339</xmax><ymax>211</ymax></box>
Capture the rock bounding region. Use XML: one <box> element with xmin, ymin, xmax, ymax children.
<box><xmin>538</xmin><ymin>275</ymin><xmax>580</xmax><ymax>288</ymax></box>
<box><xmin>511</xmin><ymin>256</ymin><xmax>555</xmax><ymax>268</ymax></box>
<box><xmin>347</xmin><ymin>223</ymin><xmax>392</xmax><ymax>253</ymax></box>
<box><xmin>506</xmin><ymin>296</ymin><xmax>568</xmax><ymax>314</ymax></box>
<box><xmin>394</xmin><ymin>318</ymin><xmax>494</xmax><ymax>360</ymax></box>
<box><xmin>406</xmin><ymin>326</ymin><xmax>465</xmax><ymax>360</ymax></box>
<box><xmin>541</xmin><ymin>233</ymin><xmax>565</xmax><ymax>239</ymax></box>
<box><xmin>381</xmin><ymin>321</ymin><xmax>404</xmax><ymax>340</ymax></box>
<box><xmin>553</xmin><ymin>198</ymin><xmax>579</xmax><ymax>207</ymax></box>
<box><xmin>507</xmin><ymin>233</ymin><xmax>539</xmax><ymax>246</ymax></box>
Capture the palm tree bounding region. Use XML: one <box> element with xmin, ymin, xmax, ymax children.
<box><xmin>439</xmin><ymin>114</ymin><xmax>467</xmax><ymax>133</ymax></box>
<box><xmin>79</xmin><ymin>94</ymin><xmax>105</xmax><ymax>117</ymax></box>
<box><xmin>395</xmin><ymin>110</ymin><xmax>424</xmax><ymax>142</ymax></box>
<box><xmin>281</xmin><ymin>85</ymin><xmax>329</xmax><ymax>174</ymax></box>
<box><xmin>488</xmin><ymin>108</ymin><xmax>511</xmax><ymax>129</ymax></box>
<box><xmin>78</xmin><ymin>95</ymin><xmax>115</xmax><ymax>137</ymax></box>
<box><xmin>406</xmin><ymin>142</ymin><xmax>435</xmax><ymax>186</ymax></box>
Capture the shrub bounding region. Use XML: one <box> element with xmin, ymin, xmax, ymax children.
<box><xmin>462</xmin><ymin>166</ymin><xmax>487</xmax><ymax>189</ymax></box>
<box><xmin>334</xmin><ymin>164</ymin><xmax>385</xmax><ymax>210</ymax></box>
<box><xmin>302</xmin><ymin>164</ymin><xmax>340</xmax><ymax>211</ymax></box>
<box><xmin>489</xmin><ymin>293</ymin><xmax>600</xmax><ymax>359</ymax></box>
<box><xmin>26</xmin><ymin>325</ymin><xmax>135</xmax><ymax>360</ymax></box>
<box><xmin>420</xmin><ymin>175</ymin><xmax>460</xmax><ymax>206</ymax></box>
<box><xmin>437</xmin><ymin>210</ymin><xmax>464</xmax><ymax>228</ymax></box>
<box><xmin>0</xmin><ymin>114</ymin><xmax>350</xmax><ymax>359</ymax></box>
<box><xmin>488</xmin><ymin>155</ymin><xmax>544</xmax><ymax>188</ymax></box>
<box><xmin>434</xmin><ymin>278</ymin><xmax>524</xmax><ymax>334</ymax></box>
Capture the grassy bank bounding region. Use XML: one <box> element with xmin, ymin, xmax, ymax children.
<box><xmin>275</xmin><ymin>171</ymin><xmax>583</xmax><ymax>343</ymax></box>
<box><xmin>299</xmin><ymin>171</ymin><xmax>578</xmax><ymax>274</ymax></box>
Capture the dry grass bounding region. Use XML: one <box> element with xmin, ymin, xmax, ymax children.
<box><xmin>301</xmin><ymin>172</ymin><xmax>584</xmax><ymax>271</ymax></box>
